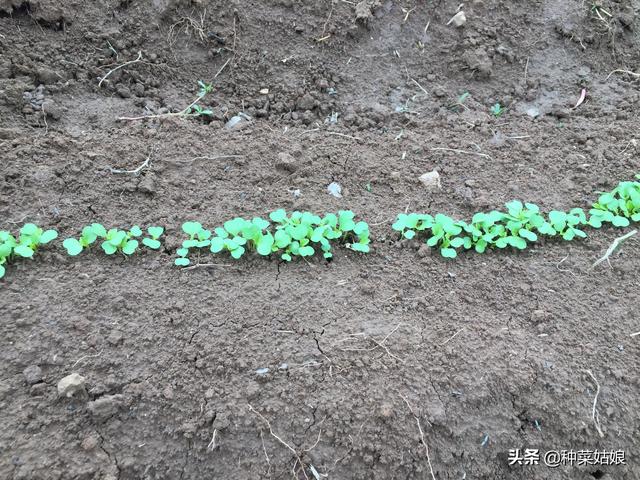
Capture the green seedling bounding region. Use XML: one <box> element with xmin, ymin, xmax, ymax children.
<box><xmin>448</xmin><ymin>91</ymin><xmax>470</xmax><ymax>112</ymax></box>
<box><xmin>64</xmin><ymin>224</ymin><xmax>164</xmax><ymax>256</ymax></box>
<box><xmin>490</xmin><ymin>103</ymin><xmax>505</xmax><ymax>117</ymax></box>
<box><xmin>175</xmin><ymin>210</ymin><xmax>370</xmax><ymax>265</ymax></box>
<box><xmin>63</xmin><ymin>223</ymin><xmax>107</xmax><ymax>256</ymax></box>
<box><xmin>0</xmin><ymin>224</ymin><xmax>57</xmax><ymax>279</ymax></box>
<box><xmin>395</xmin><ymin>175</ymin><xmax>640</xmax><ymax>260</ymax></box>
<box><xmin>142</xmin><ymin>226</ymin><xmax>165</xmax><ymax>250</ymax></box>
<box><xmin>185</xmin><ymin>81</ymin><xmax>214</xmax><ymax>117</ymax></box>
<box><xmin>589</xmin><ymin>180</ymin><xmax>640</xmax><ymax>228</ymax></box>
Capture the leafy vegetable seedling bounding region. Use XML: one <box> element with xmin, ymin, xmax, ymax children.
<box><xmin>0</xmin><ymin>224</ymin><xmax>58</xmax><ymax>279</ymax></box>
<box><xmin>490</xmin><ymin>103</ymin><xmax>505</xmax><ymax>117</ymax></box>
<box><xmin>64</xmin><ymin>224</ymin><xmax>164</xmax><ymax>256</ymax></box>
<box><xmin>175</xmin><ymin>210</ymin><xmax>370</xmax><ymax>266</ymax></box>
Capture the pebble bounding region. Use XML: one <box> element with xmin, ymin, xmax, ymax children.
<box><xmin>448</xmin><ymin>11</ymin><xmax>467</xmax><ymax>27</ymax></box>
<box><xmin>526</xmin><ymin>107</ymin><xmax>540</xmax><ymax>118</ymax></box>
<box><xmin>36</xmin><ymin>67</ymin><xmax>60</xmax><ymax>84</ymax></box>
<box><xmin>137</xmin><ymin>175</ymin><xmax>156</xmax><ymax>195</ymax></box>
<box><xmin>256</xmin><ymin>368</ymin><xmax>269</xmax><ymax>376</ymax></box>
<box><xmin>116</xmin><ymin>86</ymin><xmax>131</xmax><ymax>98</ymax></box>
<box><xmin>419</xmin><ymin>170</ymin><xmax>441</xmax><ymax>189</ymax></box>
<box><xmin>57</xmin><ymin>373</ymin><xmax>86</xmax><ymax>398</ymax></box>
<box><xmin>297</xmin><ymin>93</ymin><xmax>315</xmax><ymax>111</ymax></box>
<box><xmin>87</xmin><ymin>394</ymin><xmax>124</xmax><ymax>420</ymax></box>
<box><xmin>23</xmin><ymin>365</ymin><xmax>43</xmax><ymax>385</ymax></box>
<box><xmin>225</xmin><ymin>114</ymin><xmax>252</xmax><ymax>130</ymax></box>
<box><xmin>107</xmin><ymin>330</ymin><xmax>124</xmax><ymax>346</ymax></box>
<box><xmin>275</xmin><ymin>152</ymin><xmax>298</xmax><ymax>173</ymax></box>
<box><xmin>327</xmin><ymin>182</ymin><xmax>343</xmax><ymax>198</ymax></box>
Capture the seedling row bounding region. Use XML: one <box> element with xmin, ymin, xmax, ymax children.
<box><xmin>1</xmin><ymin>177</ymin><xmax>639</xmax><ymax>279</ymax></box>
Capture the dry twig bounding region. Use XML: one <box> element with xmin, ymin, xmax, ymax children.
<box><xmin>400</xmin><ymin>395</ymin><xmax>437</xmax><ymax>480</ymax></box>
<box><xmin>98</xmin><ymin>51</ymin><xmax>143</xmax><ymax>88</ymax></box>
<box><xmin>584</xmin><ymin>370</ymin><xmax>605</xmax><ymax>438</ymax></box>
<box><xmin>591</xmin><ymin>229</ymin><xmax>637</xmax><ymax>269</ymax></box>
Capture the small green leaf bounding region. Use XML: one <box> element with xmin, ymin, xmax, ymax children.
<box><xmin>122</xmin><ymin>239</ymin><xmax>138</xmax><ymax>255</ymax></box>
<box><xmin>230</xmin><ymin>246</ymin><xmax>245</xmax><ymax>259</ymax></box>
<box><xmin>350</xmin><ymin>243</ymin><xmax>370</xmax><ymax>253</ymax></box>
<box><xmin>404</xmin><ymin>230</ymin><xmax>416</xmax><ymax>240</ymax></box>
<box><xmin>20</xmin><ymin>223</ymin><xmax>39</xmax><ymax>236</ymax></box>
<box><xmin>281</xmin><ymin>253</ymin><xmax>292</xmax><ymax>262</ymax></box>
<box><xmin>182</xmin><ymin>222</ymin><xmax>203</xmax><ymax>236</ymax></box>
<box><xmin>40</xmin><ymin>230</ymin><xmax>58</xmax><ymax>244</ymax></box>
<box><xmin>612</xmin><ymin>216</ymin><xmax>630</xmax><ymax>227</ymax></box>
<box><xmin>129</xmin><ymin>225</ymin><xmax>143</xmax><ymax>237</ymax></box>
<box><xmin>0</xmin><ymin>264</ymin><xmax>4</xmax><ymax>279</ymax></box>
<box><xmin>441</xmin><ymin>248</ymin><xmax>457</xmax><ymax>258</ymax></box>
<box><xmin>299</xmin><ymin>245</ymin><xmax>315</xmax><ymax>257</ymax></box>
<box><xmin>269</xmin><ymin>209</ymin><xmax>287</xmax><ymax>222</ymax></box>
<box><xmin>176</xmin><ymin>248</ymin><xmax>189</xmax><ymax>257</ymax></box>
<box><xmin>175</xmin><ymin>257</ymin><xmax>190</xmax><ymax>267</ymax></box>
<box><xmin>14</xmin><ymin>245</ymin><xmax>34</xmax><ymax>258</ymax></box>
<box><xmin>142</xmin><ymin>238</ymin><xmax>161</xmax><ymax>249</ymax></box>
<box><xmin>101</xmin><ymin>241</ymin><xmax>118</xmax><ymax>255</ymax></box>
<box><xmin>256</xmin><ymin>233</ymin><xmax>275</xmax><ymax>256</ymax></box>
<box><xmin>518</xmin><ymin>229</ymin><xmax>537</xmax><ymax>242</ymax></box>
<box><xmin>210</xmin><ymin>237</ymin><xmax>225</xmax><ymax>253</ymax></box>
<box><xmin>63</xmin><ymin>238</ymin><xmax>83</xmax><ymax>256</ymax></box>
<box><xmin>91</xmin><ymin>223</ymin><xmax>107</xmax><ymax>237</ymax></box>
<box><xmin>147</xmin><ymin>226</ymin><xmax>164</xmax><ymax>239</ymax></box>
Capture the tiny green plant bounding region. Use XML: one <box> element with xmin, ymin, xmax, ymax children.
<box><xmin>118</xmin><ymin>81</ymin><xmax>214</xmax><ymax>121</ymax></box>
<box><xmin>394</xmin><ymin>176</ymin><xmax>640</xmax><ymax>259</ymax></box>
<box><xmin>0</xmin><ymin>224</ymin><xmax>58</xmax><ymax>279</ymax></box>
<box><xmin>185</xmin><ymin>81</ymin><xmax>213</xmax><ymax>117</ymax></box>
<box><xmin>448</xmin><ymin>91</ymin><xmax>470</xmax><ymax>112</ymax></box>
<box><xmin>175</xmin><ymin>210</ymin><xmax>370</xmax><ymax>266</ymax></box>
<box><xmin>63</xmin><ymin>224</ymin><xmax>164</xmax><ymax>256</ymax></box>
<box><xmin>490</xmin><ymin>103</ymin><xmax>505</xmax><ymax>117</ymax></box>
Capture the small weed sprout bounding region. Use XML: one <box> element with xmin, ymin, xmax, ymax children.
<box><xmin>0</xmin><ymin>224</ymin><xmax>58</xmax><ymax>279</ymax></box>
<box><xmin>490</xmin><ymin>103</ymin><xmax>505</xmax><ymax>117</ymax></box>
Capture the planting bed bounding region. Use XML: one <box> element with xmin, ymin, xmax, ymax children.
<box><xmin>1</xmin><ymin>1</ymin><xmax>640</xmax><ymax>479</ymax></box>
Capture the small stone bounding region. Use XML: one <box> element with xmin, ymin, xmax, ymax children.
<box><xmin>138</xmin><ymin>175</ymin><xmax>155</xmax><ymax>195</ymax></box>
<box><xmin>378</xmin><ymin>403</ymin><xmax>394</xmax><ymax>419</ymax></box>
<box><xmin>355</xmin><ymin>1</ymin><xmax>372</xmax><ymax>22</ymax></box>
<box><xmin>448</xmin><ymin>11</ymin><xmax>467</xmax><ymax>27</ymax></box>
<box><xmin>297</xmin><ymin>93</ymin><xmax>315</xmax><ymax>111</ymax></box>
<box><xmin>419</xmin><ymin>170</ymin><xmax>441</xmax><ymax>189</ymax></box>
<box><xmin>116</xmin><ymin>86</ymin><xmax>131</xmax><ymax>98</ymax></box>
<box><xmin>530</xmin><ymin>310</ymin><xmax>547</xmax><ymax>323</ymax></box>
<box><xmin>57</xmin><ymin>373</ymin><xmax>86</xmax><ymax>398</ymax></box>
<box><xmin>255</xmin><ymin>368</ymin><xmax>269</xmax><ymax>376</ymax></box>
<box><xmin>36</xmin><ymin>67</ymin><xmax>60</xmax><ymax>84</ymax></box>
<box><xmin>417</xmin><ymin>244</ymin><xmax>431</xmax><ymax>258</ymax></box>
<box><xmin>526</xmin><ymin>107</ymin><xmax>540</xmax><ymax>118</ymax></box>
<box><xmin>225</xmin><ymin>115</ymin><xmax>250</xmax><ymax>130</ymax></box>
<box><xmin>106</xmin><ymin>330</ymin><xmax>124</xmax><ymax>346</ymax></box>
<box><xmin>23</xmin><ymin>365</ymin><xmax>43</xmax><ymax>385</ymax></box>
<box><xmin>275</xmin><ymin>152</ymin><xmax>298</xmax><ymax>173</ymax></box>
<box><xmin>81</xmin><ymin>435</ymin><xmax>99</xmax><ymax>451</ymax></box>
<box><xmin>327</xmin><ymin>182</ymin><xmax>343</xmax><ymax>198</ymax></box>
<box><xmin>259</xmin><ymin>88</ymin><xmax>269</xmax><ymax>95</ymax></box>
<box><xmin>42</xmin><ymin>100</ymin><xmax>63</xmax><ymax>120</ymax></box>
<box><xmin>87</xmin><ymin>394</ymin><xmax>124</xmax><ymax>420</ymax></box>
<box><xmin>162</xmin><ymin>385</ymin><xmax>174</xmax><ymax>399</ymax></box>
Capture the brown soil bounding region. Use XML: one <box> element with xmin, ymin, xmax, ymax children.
<box><xmin>1</xmin><ymin>1</ymin><xmax>640</xmax><ymax>479</ymax></box>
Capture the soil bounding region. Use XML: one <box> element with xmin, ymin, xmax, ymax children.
<box><xmin>1</xmin><ymin>0</ymin><xmax>640</xmax><ymax>479</ymax></box>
